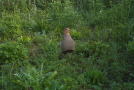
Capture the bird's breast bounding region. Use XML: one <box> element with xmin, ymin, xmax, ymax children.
<box><xmin>61</xmin><ymin>37</ymin><xmax>75</xmax><ymax>52</ymax></box>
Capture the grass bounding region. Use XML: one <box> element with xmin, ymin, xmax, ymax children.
<box><xmin>0</xmin><ymin>0</ymin><xmax>134</xmax><ymax>89</ymax></box>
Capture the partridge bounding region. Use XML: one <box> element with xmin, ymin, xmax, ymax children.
<box><xmin>59</xmin><ymin>28</ymin><xmax>75</xmax><ymax>59</ymax></box>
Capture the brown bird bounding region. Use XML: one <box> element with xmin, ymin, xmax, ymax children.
<box><xmin>59</xmin><ymin>28</ymin><xmax>75</xmax><ymax>59</ymax></box>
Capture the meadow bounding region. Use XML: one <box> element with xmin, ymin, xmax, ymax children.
<box><xmin>0</xmin><ymin>0</ymin><xmax>134</xmax><ymax>89</ymax></box>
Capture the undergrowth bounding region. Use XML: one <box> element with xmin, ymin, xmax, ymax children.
<box><xmin>0</xmin><ymin>0</ymin><xmax>134</xmax><ymax>89</ymax></box>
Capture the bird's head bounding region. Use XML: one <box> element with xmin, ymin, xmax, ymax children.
<box><xmin>64</xmin><ymin>28</ymin><xmax>70</xmax><ymax>34</ymax></box>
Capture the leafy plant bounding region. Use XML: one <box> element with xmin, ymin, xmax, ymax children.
<box><xmin>0</xmin><ymin>0</ymin><xmax>134</xmax><ymax>89</ymax></box>
<box><xmin>0</xmin><ymin>41</ymin><xmax>28</xmax><ymax>65</ymax></box>
<box><xmin>0</xmin><ymin>14</ymin><xmax>22</xmax><ymax>39</ymax></box>
<box><xmin>84</xmin><ymin>69</ymin><xmax>107</xmax><ymax>87</ymax></box>
<box><xmin>127</xmin><ymin>39</ymin><xmax>134</xmax><ymax>58</ymax></box>
<box><xmin>17</xmin><ymin>36</ymin><xmax>32</xmax><ymax>46</ymax></box>
<box><xmin>41</xmin><ymin>39</ymin><xmax>60</xmax><ymax>60</ymax></box>
<box><xmin>76</xmin><ymin>40</ymin><xmax>110</xmax><ymax>58</ymax></box>
<box><xmin>13</xmin><ymin>65</ymin><xmax>61</xmax><ymax>90</ymax></box>
<box><xmin>70</xmin><ymin>29</ymin><xmax>82</xmax><ymax>40</ymax></box>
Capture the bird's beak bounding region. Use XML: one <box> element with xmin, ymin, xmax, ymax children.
<box><xmin>68</xmin><ymin>29</ymin><xmax>70</xmax><ymax>31</ymax></box>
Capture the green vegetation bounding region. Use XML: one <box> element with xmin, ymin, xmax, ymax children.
<box><xmin>0</xmin><ymin>0</ymin><xmax>134</xmax><ymax>89</ymax></box>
